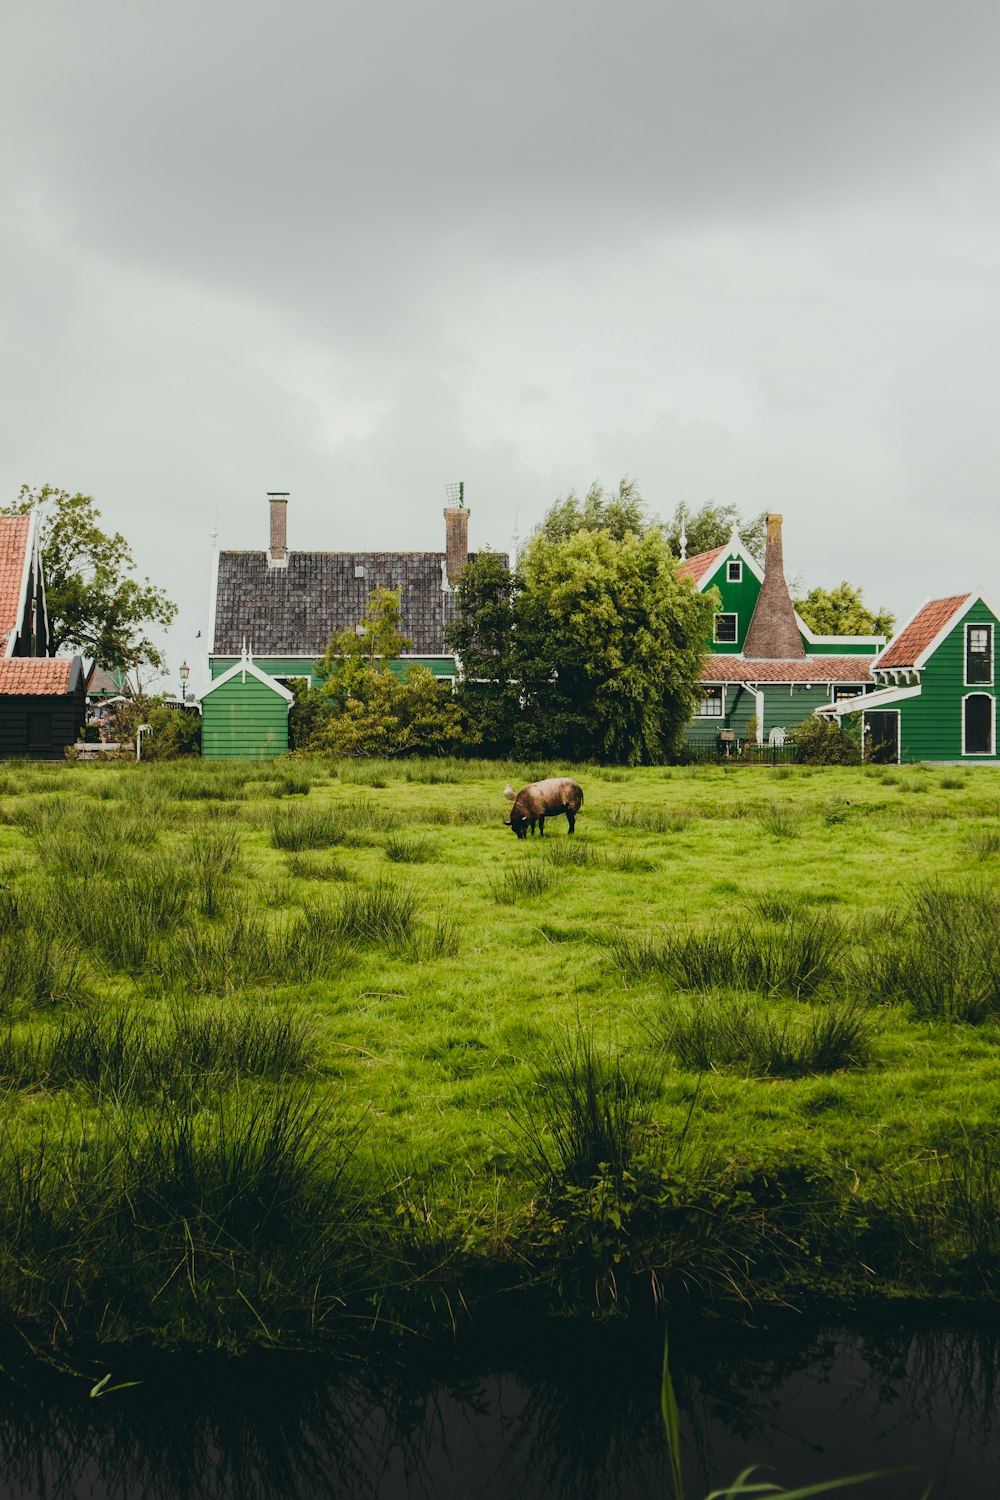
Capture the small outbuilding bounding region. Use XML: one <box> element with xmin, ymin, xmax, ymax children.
<box><xmin>200</xmin><ymin>650</ymin><xmax>293</xmax><ymax>760</ymax></box>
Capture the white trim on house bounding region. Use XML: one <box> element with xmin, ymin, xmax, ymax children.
<box><xmin>817</xmin><ymin>683</ymin><xmax>922</xmax><ymax>718</ymax></box>
<box><xmin>961</xmin><ymin>691</ymin><xmax>996</xmax><ymax>757</ymax></box>
<box><xmin>200</xmin><ymin>653</ymin><xmax>294</xmax><ymax>702</ymax></box>
<box><xmin>964</xmin><ymin>621</ymin><xmax>994</xmax><ymax>688</ymax></box>
<box><xmin>726</xmin><ymin>560</ymin><xmax>743</xmax><ymax>583</ymax></box>
<box><xmin>794</xmin><ymin>622</ymin><xmax>887</xmax><ymax>649</ymax></box>
<box><xmin>7</xmin><ymin>509</ymin><xmax>39</xmax><ymax>660</ymax></box>
<box><xmin>693</xmin><ymin>533</ymin><xmax>764</xmax><ymax>589</ymax></box>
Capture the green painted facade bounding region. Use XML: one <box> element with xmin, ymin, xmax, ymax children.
<box><xmin>853</xmin><ymin>600</ymin><xmax>1000</xmax><ymax>764</ymax></box>
<box><xmin>699</xmin><ymin>554</ymin><xmax>762</xmax><ymax>653</ymax></box>
<box><xmin>210</xmin><ymin>655</ymin><xmax>457</xmax><ymax>686</ymax></box>
<box><xmin>201</xmin><ymin>671</ymin><xmax>290</xmax><ymax>760</ymax></box>
<box><xmin>687</xmin><ymin>681</ymin><xmax>873</xmax><ymax>747</ymax></box>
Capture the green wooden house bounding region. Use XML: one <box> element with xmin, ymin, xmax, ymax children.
<box><xmin>203</xmin><ymin>493</ymin><xmax>475</xmax><ymax>759</ymax></box>
<box><xmin>680</xmin><ymin>515</ymin><xmax>886</xmax><ymax>750</ymax></box>
<box><xmin>818</xmin><ymin>592</ymin><xmax>999</xmax><ymax>763</ymax></box>
<box><xmin>200</xmin><ymin>650</ymin><xmax>293</xmax><ymax>761</ymax></box>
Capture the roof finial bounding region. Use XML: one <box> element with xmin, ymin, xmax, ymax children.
<box><xmin>679</xmin><ymin>513</ymin><xmax>687</xmax><ymax>563</ymax></box>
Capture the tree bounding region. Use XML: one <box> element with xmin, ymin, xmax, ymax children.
<box><xmin>297</xmin><ymin>588</ymin><xmax>467</xmax><ymax>757</ymax></box>
<box><xmin>534</xmin><ymin>477</ymin><xmax>647</xmax><ymax>544</ymax></box>
<box><xmin>663</xmin><ymin>500</ymin><xmax>767</xmax><ymax>562</ymax></box>
<box><xmin>445</xmin><ymin>551</ymin><xmax>521</xmax><ymax>756</ymax></box>
<box><xmin>515</xmin><ymin>526</ymin><xmax>716</xmax><ymax>764</ymax></box>
<box><xmin>793</xmin><ymin>582</ymin><xmax>895</xmax><ymax>638</ymax></box>
<box><xmin>2</xmin><ymin>486</ymin><xmax>176</xmax><ymax>671</ymax></box>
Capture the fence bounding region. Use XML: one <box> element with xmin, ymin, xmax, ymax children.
<box><xmin>681</xmin><ymin>739</ymin><xmax>799</xmax><ymax>766</ymax></box>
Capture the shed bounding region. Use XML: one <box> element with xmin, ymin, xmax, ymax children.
<box><xmin>200</xmin><ymin>652</ymin><xmax>293</xmax><ymax>760</ymax></box>
<box><xmin>0</xmin><ymin>657</ymin><xmax>86</xmax><ymax>759</ymax></box>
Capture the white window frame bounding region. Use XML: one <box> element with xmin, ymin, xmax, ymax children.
<box><xmin>727</xmin><ymin>560</ymin><xmax>743</xmax><ymax>583</ymax></box>
<box><xmin>713</xmin><ymin>612</ymin><xmax>739</xmax><ymax>645</ymax></box>
<box><xmin>964</xmin><ymin>623</ymin><xmax>994</xmax><ymax>687</ymax></box>
<box><xmin>696</xmin><ymin>685</ymin><xmax>725</xmax><ymax>717</ymax></box>
<box><xmin>961</xmin><ymin>692</ymin><xmax>996</xmax><ymax>756</ymax></box>
<box><xmin>862</xmin><ymin>708</ymin><xmax>901</xmax><ymax>765</ymax></box>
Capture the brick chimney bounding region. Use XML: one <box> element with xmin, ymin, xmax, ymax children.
<box><xmin>267</xmin><ymin>492</ymin><xmax>289</xmax><ymax>567</ymax></box>
<box><xmin>742</xmin><ymin>513</ymin><xmax>805</xmax><ymax>659</ymax></box>
<box><xmin>443</xmin><ymin>505</ymin><xmax>470</xmax><ymax>587</ymax></box>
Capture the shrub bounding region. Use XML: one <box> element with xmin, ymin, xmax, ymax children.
<box><xmin>790</xmin><ymin>715</ymin><xmax>862</xmax><ymax>765</ymax></box>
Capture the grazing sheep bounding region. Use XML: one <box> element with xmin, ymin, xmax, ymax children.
<box><xmin>505</xmin><ymin>777</ymin><xmax>583</xmax><ymax>838</ymax></box>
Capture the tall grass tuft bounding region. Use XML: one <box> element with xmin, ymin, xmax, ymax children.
<box><xmin>0</xmin><ymin>1090</ymin><xmax>375</xmax><ymax>1342</ymax></box>
<box><xmin>0</xmin><ymin>1002</ymin><xmax>314</xmax><ymax>1097</ymax></box>
<box><xmin>488</xmin><ymin>861</ymin><xmax>559</xmax><ymax>904</ymax></box>
<box><xmin>849</xmin><ymin>882</ymin><xmax>1000</xmax><ymax>1022</ymax></box>
<box><xmin>0</xmin><ymin>928</ymin><xmax>86</xmax><ymax>1011</ymax></box>
<box><xmin>271</xmin><ymin>805</ymin><xmax>360</xmax><ymax>850</ymax></box>
<box><xmin>755</xmin><ymin>803</ymin><xmax>800</xmax><ymax>839</ymax></box>
<box><xmin>327</xmin><ymin>879</ymin><xmax>418</xmax><ymax>946</ymax></box>
<box><xmin>609</xmin><ymin>913</ymin><xmax>842</xmax><ymax>998</ymax></box>
<box><xmin>515</xmin><ymin>1028</ymin><xmax>666</xmax><ymax>1192</ymax></box>
<box><xmin>188</xmin><ymin>827</ymin><xmax>245</xmax><ymax>917</ymax></box>
<box><xmin>383</xmin><ymin>832</ymin><xmax>437</xmax><ymax>864</ymax></box>
<box><xmin>664</xmin><ymin>997</ymin><xmax>872</xmax><ymax>1077</ymax></box>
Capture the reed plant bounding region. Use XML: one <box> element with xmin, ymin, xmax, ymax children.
<box><xmin>488</xmin><ymin>861</ymin><xmax>559</xmax><ymax>903</ymax></box>
<box><xmin>383</xmin><ymin>832</ymin><xmax>438</xmax><ymax>863</ymax></box>
<box><xmin>0</xmin><ymin>1089</ymin><xmax>377</xmax><ymax>1343</ymax></box>
<box><xmin>664</xmin><ymin>997</ymin><xmax>872</xmax><ymax>1077</ymax></box>
<box><xmin>848</xmin><ymin>882</ymin><xmax>1000</xmax><ymax>1022</ymax></box>
<box><xmin>270</xmin><ymin>805</ymin><xmax>361</xmax><ymax>850</ymax></box>
<box><xmin>609</xmin><ymin>913</ymin><xmax>842</xmax><ymax>999</ymax></box>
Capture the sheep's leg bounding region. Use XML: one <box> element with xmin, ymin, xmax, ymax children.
<box><xmin>538</xmin><ymin>816</ymin><xmax>545</xmax><ymax>836</ymax></box>
<box><xmin>566</xmin><ymin>809</ymin><xmax>575</xmax><ymax>834</ymax></box>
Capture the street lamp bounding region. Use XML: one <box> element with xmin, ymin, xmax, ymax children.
<box><xmin>179</xmin><ymin>661</ymin><xmax>190</xmax><ymax>703</ymax></box>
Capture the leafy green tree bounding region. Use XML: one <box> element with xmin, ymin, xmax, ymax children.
<box><xmin>663</xmin><ymin>500</ymin><xmax>767</xmax><ymax>562</ymax></box>
<box><xmin>2</xmin><ymin>486</ymin><xmax>176</xmax><ymax>670</ymax></box>
<box><xmin>515</xmin><ymin>526</ymin><xmax>715</xmax><ymax>764</ymax></box>
<box><xmin>298</xmin><ymin>588</ymin><xmax>467</xmax><ymax>757</ymax></box>
<box><xmin>534</xmin><ymin>477</ymin><xmax>647</xmax><ymax>544</ymax></box>
<box><xmin>446</xmin><ymin>550</ymin><xmax>521</xmax><ymax>755</ymax></box>
<box><xmin>793</xmin><ymin>582</ymin><xmax>895</xmax><ymax>638</ymax></box>
<box><xmin>790</xmin><ymin>713</ymin><xmax>862</xmax><ymax>765</ymax></box>
<box><xmin>111</xmin><ymin>697</ymin><xmax>201</xmax><ymax>759</ymax></box>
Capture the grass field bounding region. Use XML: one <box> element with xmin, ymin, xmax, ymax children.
<box><xmin>1</xmin><ymin>754</ymin><xmax>999</xmax><ymax>1353</ymax></box>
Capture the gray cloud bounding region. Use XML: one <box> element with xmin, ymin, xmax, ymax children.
<box><xmin>2</xmin><ymin>0</ymin><xmax>999</xmax><ymax>683</ymax></box>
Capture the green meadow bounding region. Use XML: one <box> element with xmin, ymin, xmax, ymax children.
<box><xmin>1</xmin><ymin>755</ymin><xmax>999</xmax><ymax>1354</ymax></box>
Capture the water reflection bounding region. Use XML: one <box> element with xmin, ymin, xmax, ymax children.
<box><xmin>0</xmin><ymin>1313</ymin><xmax>996</xmax><ymax>1500</ymax></box>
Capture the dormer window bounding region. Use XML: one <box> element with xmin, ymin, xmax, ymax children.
<box><xmin>713</xmin><ymin>613</ymin><xmax>738</xmax><ymax>645</ymax></box>
<box><xmin>727</xmin><ymin>560</ymin><xmax>742</xmax><ymax>583</ymax></box>
<box><xmin>966</xmin><ymin>623</ymin><xmax>993</xmax><ymax>685</ymax></box>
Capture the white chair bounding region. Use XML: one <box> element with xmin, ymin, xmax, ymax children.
<box><xmin>768</xmin><ymin>726</ymin><xmax>786</xmax><ymax>747</ymax></box>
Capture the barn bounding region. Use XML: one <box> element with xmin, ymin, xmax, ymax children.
<box><xmin>0</xmin><ymin>513</ymin><xmax>84</xmax><ymax>760</ymax></box>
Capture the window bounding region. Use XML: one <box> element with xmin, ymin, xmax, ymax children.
<box><xmin>966</xmin><ymin>624</ymin><xmax>993</xmax><ymax>685</ymax></box>
<box><xmin>727</xmin><ymin>560</ymin><xmax>742</xmax><ymax>583</ymax></box>
<box><xmin>698</xmin><ymin>686</ymin><xmax>724</xmax><ymax>716</ymax></box>
<box><xmin>713</xmin><ymin>613</ymin><xmax>738</xmax><ymax>644</ymax></box>
<box><xmin>832</xmin><ymin>686</ymin><xmax>864</xmax><ymax>702</ymax></box>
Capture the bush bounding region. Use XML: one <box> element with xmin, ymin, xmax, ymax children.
<box><xmin>112</xmin><ymin>697</ymin><xmax>201</xmax><ymax>759</ymax></box>
<box><xmin>790</xmin><ymin>714</ymin><xmax>861</xmax><ymax>765</ymax></box>
<box><xmin>295</xmin><ymin>667</ymin><xmax>469</xmax><ymax>758</ymax></box>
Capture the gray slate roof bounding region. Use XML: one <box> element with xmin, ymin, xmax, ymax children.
<box><xmin>212</xmin><ymin>551</ymin><xmax>475</xmax><ymax>657</ymax></box>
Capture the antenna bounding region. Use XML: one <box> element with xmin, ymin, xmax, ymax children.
<box><xmin>445</xmin><ymin>481</ymin><xmax>465</xmax><ymax>509</ymax></box>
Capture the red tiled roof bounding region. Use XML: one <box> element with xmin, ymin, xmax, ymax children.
<box><xmin>677</xmin><ymin>545</ymin><xmax>725</xmax><ymax>584</ymax></box>
<box><xmin>0</xmin><ymin>516</ymin><xmax>31</xmax><ymax>648</ymax></box>
<box><xmin>700</xmin><ymin>655</ymin><xmax>874</xmax><ymax>684</ymax></box>
<box><xmin>877</xmin><ymin>595</ymin><xmax>971</xmax><ymax>668</ymax></box>
<box><xmin>0</xmin><ymin>658</ymin><xmax>77</xmax><ymax>695</ymax></box>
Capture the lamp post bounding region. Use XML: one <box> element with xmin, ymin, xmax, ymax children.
<box><xmin>179</xmin><ymin>661</ymin><xmax>190</xmax><ymax>704</ymax></box>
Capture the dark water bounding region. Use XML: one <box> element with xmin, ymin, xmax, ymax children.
<box><xmin>0</xmin><ymin>1311</ymin><xmax>998</xmax><ymax>1499</ymax></box>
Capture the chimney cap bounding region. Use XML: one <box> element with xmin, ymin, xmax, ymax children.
<box><xmin>267</xmin><ymin>491</ymin><xmax>289</xmax><ymax>499</ymax></box>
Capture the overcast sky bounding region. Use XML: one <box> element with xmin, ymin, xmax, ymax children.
<box><xmin>2</xmin><ymin>0</ymin><xmax>999</xmax><ymax>686</ymax></box>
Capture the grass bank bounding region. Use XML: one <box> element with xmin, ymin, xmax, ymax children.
<box><xmin>1</xmin><ymin>755</ymin><xmax>999</xmax><ymax>1352</ymax></box>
